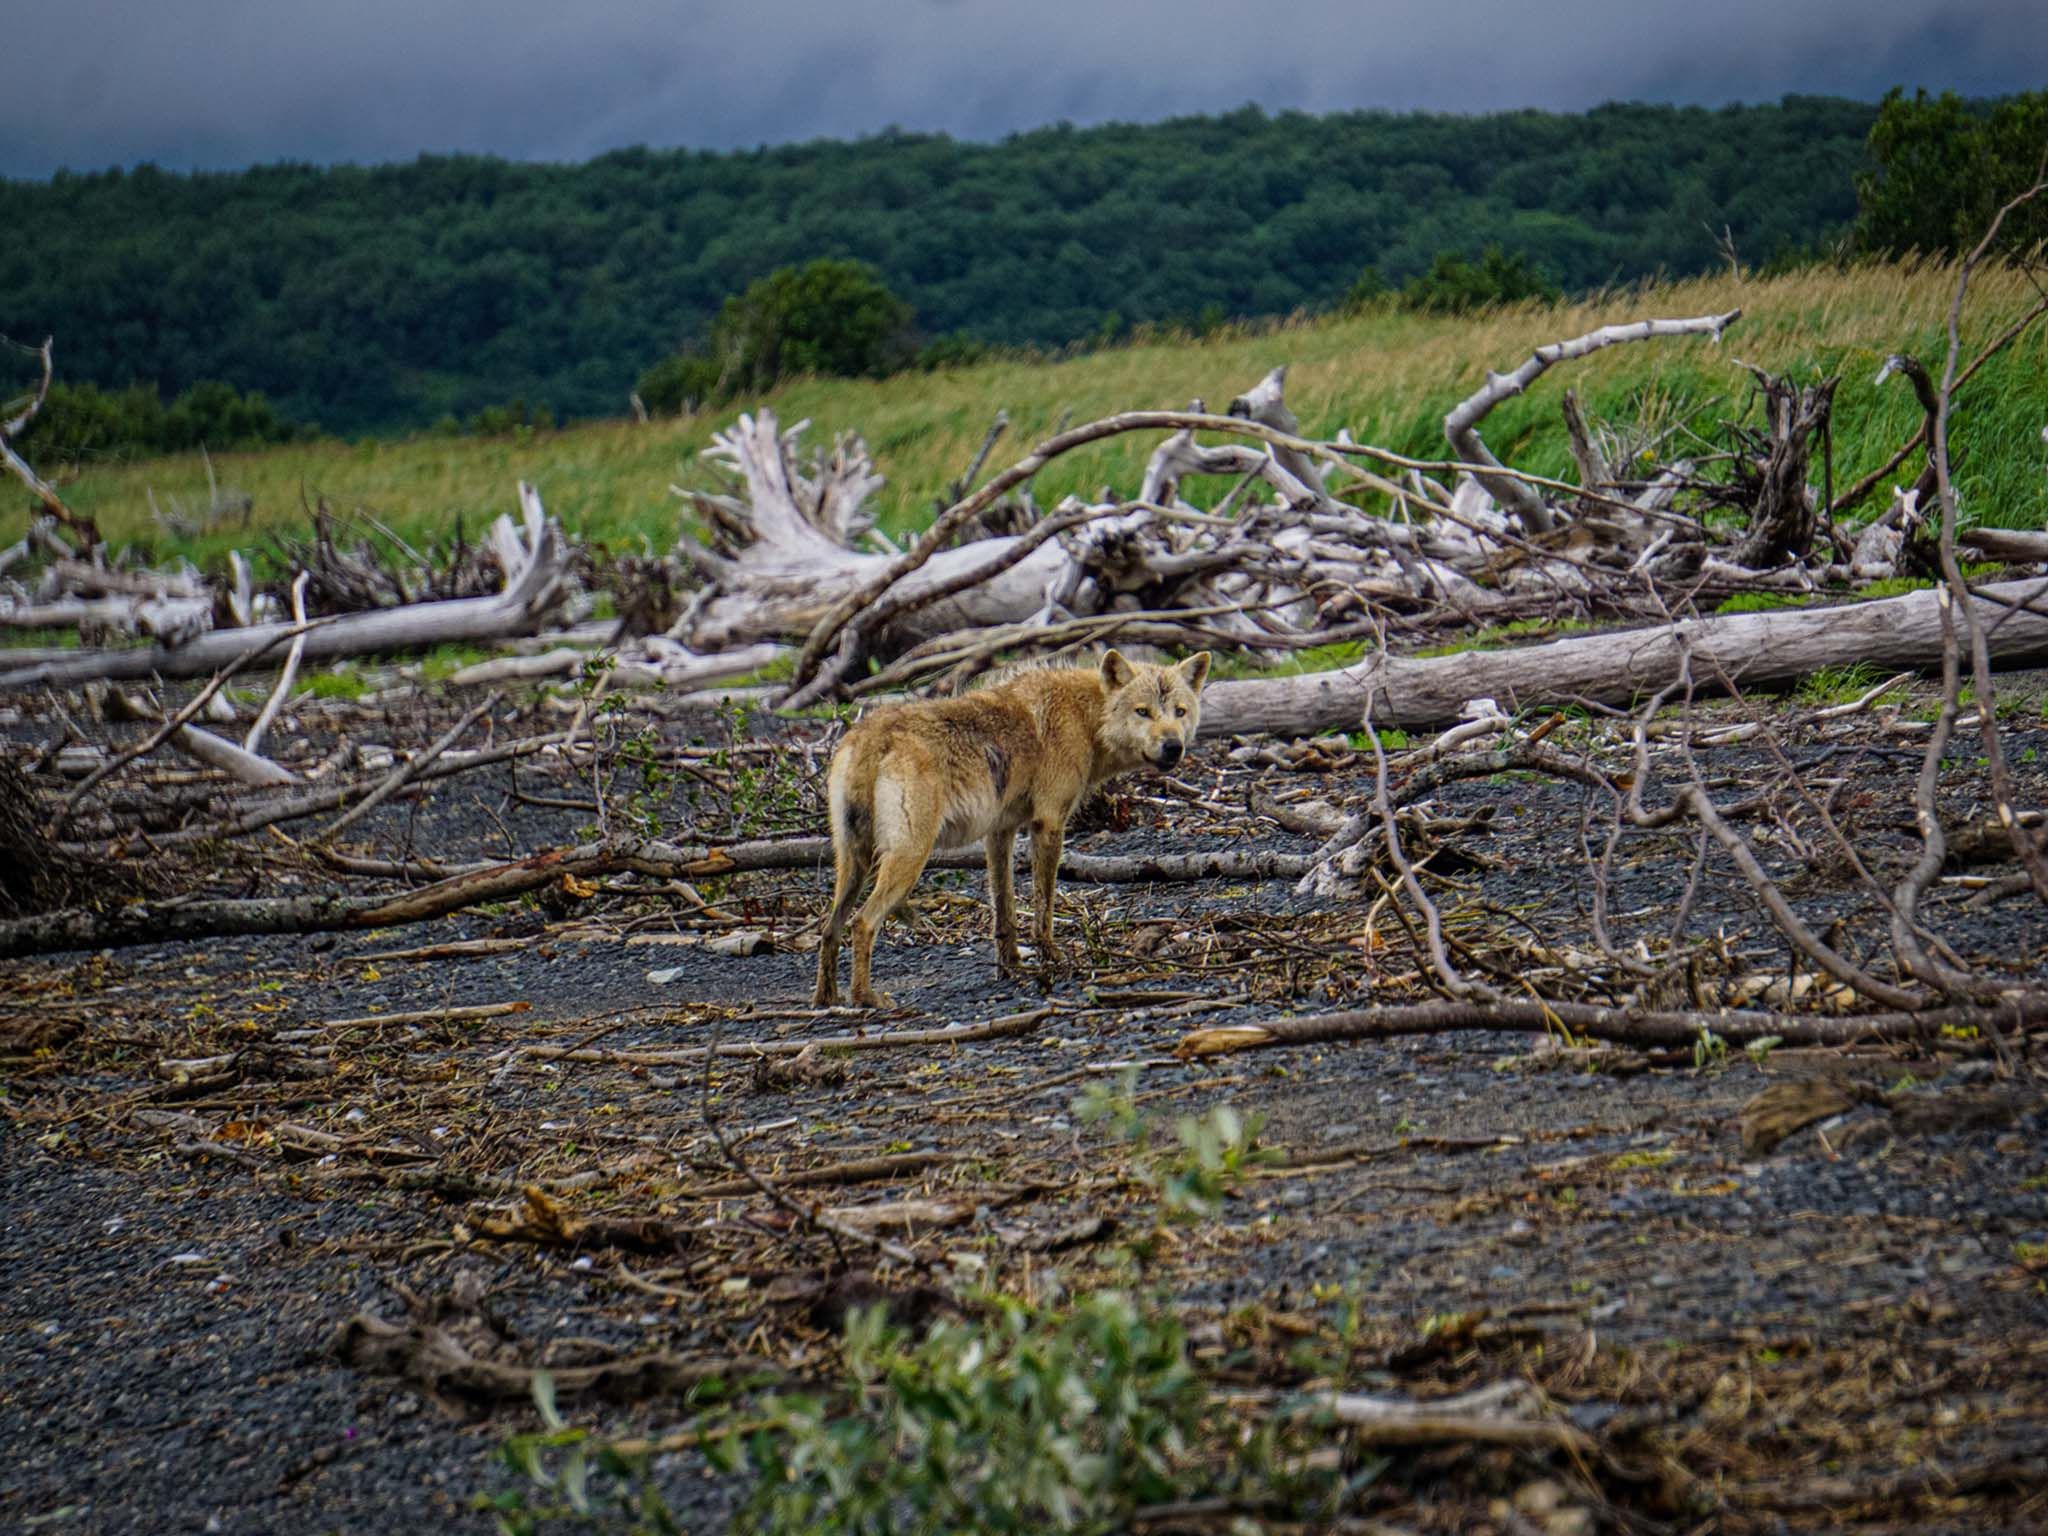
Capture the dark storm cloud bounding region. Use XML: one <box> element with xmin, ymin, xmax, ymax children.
<box><xmin>4</xmin><ymin>0</ymin><xmax>2043</xmax><ymax>178</ymax></box>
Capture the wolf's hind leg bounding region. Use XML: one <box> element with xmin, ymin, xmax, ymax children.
<box><xmin>850</xmin><ymin>775</ymin><xmax>939</xmax><ymax>1009</ymax></box>
<box><xmin>813</xmin><ymin>843</ymin><xmax>871</xmax><ymax>1006</ymax></box>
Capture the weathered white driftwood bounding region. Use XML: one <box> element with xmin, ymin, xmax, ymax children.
<box><xmin>677</xmin><ymin>411</ymin><xmax>1070</xmax><ymax>654</ymax></box>
<box><xmin>448</xmin><ymin>639</ymin><xmax>790</xmax><ymax>692</ymax></box>
<box><xmin>0</xmin><ymin>489</ymin><xmax>571</xmax><ymax>688</ymax></box>
<box><xmin>1200</xmin><ymin>577</ymin><xmax>2048</xmax><ymax>735</ymax></box>
<box><xmin>1443</xmin><ymin>310</ymin><xmax>1741</xmax><ymax>534</ymax></box>
<box><xmin>172</xmin><ymin>726</ymin><xmax>299</xmax><ymax>787</ymax></box>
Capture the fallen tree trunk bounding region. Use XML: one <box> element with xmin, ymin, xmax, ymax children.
<box><xmin>1175</xmin><ymin>994</ymin><xmax>2048</xmax><ymax>1057</ymax></box>
<box><xmin>1197</xmin><ymin>577</ymin><xmax>2048</xmax><ymax>736</ymax></box>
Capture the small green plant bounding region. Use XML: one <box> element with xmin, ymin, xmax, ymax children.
<box><xmin>1796</xmin><ymin>662</ymin><xmax>1884</xmax><ymax>706</ymax></box>
<box><xmin>1858</xmin><ymin>575</ymin><xmax>1935</xmax><ymax>599</ymax></box>
<box><xmin>476</xmin><ymin>1373</ymin><xmax>683</xmax><ymax>1536</ymax></box>
<box><xmin>1715</xmin><ymin>590</ymin><xmax>1815</xmax><ymax>615</ymax></box>
<box><xmin>418</xmin><ymin>642</ymin><xmax>494</xmax><ymax>682</ymax></box>
<box><xmin>1692</xmin><ymin>1027</ymin><xmax>1729</xmax><ymax>1072</ymax></box>
<box><xmin>707</xmin><ymin>696</ymin><xmax>811</xmax><ymax>837</ymax></box>
<box><xmin>1159</xmin><ymin>1104</ymin><xmax>1274</xmax><ymax>1219</ymax></box>
<box><xmin>1209</xmin><ymin>637</ymin><xmax>1368</xmax><ymax>680</ymax></box>
<box><xmin>1349</xmin><ymin>727</ymin><xmax>1410</xmax><ymax>752</ymax></box>
<box><xmin>297</xmin><ymin>665</ymin><xmax>370</xmax><ymax>700</ymax></box>
<box><xmin>1610</xmin><ymin>1146</ymin><xmax>1679</xmax><ymax>1171</ymax></box>
<box><xmin>1413</xmin><ymin>617</ymin><xmax>1591</xmax><ymax>658</ymax></box>
<box><xmin>1074</xmin><ymin>1075</ymin><xmax>1278</xmax><ymax>1221</ymax></box>
<box><xmin>1745</xmin><ymin>1034</ymin><xmax>1784</xmax><ymax>1067</ymax></box>
<box><xmin>714</xmin><ymin>1296</ymin><xmax>1230</xmax><ymax>1535</ymax></box>
<box><xmin>613</xmin><ymin>721</ymin><xmax>675</xmax><ymax>839</ymax></box>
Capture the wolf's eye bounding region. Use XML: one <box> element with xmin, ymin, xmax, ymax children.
<box><xmin>1175</xmin><ymin>706</ymin><xmax>1187</xmax><ymax>718</ymax></box>
<box><xmin>1135</xmin><ymin>706</ymin><xmax>1152</xmax><ymax>719</ymax></box>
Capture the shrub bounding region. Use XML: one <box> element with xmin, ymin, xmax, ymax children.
<box><xmin>719</xmin><ymin>1296</ymin><xmax>1208</xmax><ymax>1535</ymax></box>
<box><xmin>16</xmin><ymin>378</ymin><xmax>312</xmax><ymax>462</ymax></box>
<box><xmin>636</xmin><ymin>259</ymin><xmax>915</xmax><ymax>416</ymax></box>
<box><xmin>1396</xmin><ymin>245</ymin><xmax>1560</xmax><ymax>314</ymax></box>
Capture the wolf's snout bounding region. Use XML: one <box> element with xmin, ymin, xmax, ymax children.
<box><xmin>1156</xmin><ymin>739</ymin><xmax>1183</xmax><ymax>767</ymax></box>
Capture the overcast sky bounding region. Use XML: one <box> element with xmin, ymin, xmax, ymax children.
<box><xmin>5</xmin><ymin>0</ymin><xmax>2043</xmax><ymax>179</ymax></box>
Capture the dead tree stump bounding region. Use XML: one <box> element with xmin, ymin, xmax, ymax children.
<box><xmin>1730</xmin><ymin>370</ymin><xmax>1838</xmax><ymax>567</ymax></box>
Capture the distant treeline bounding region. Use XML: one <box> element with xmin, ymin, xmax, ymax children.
<box><xmin>17</xmin><ymin>378</ymin><xmax>315</xmax><ymax>462</ymax></box>
<box><xmin>0</xmin><ymin>90</ymin><xmax>2037</xmax><ymax>442</ymax></box>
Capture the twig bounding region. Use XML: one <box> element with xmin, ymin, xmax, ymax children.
<box><xmin>1442</xmin><ymin>310</ymin><xmax>1741</xmax><ymax>532</ymax></box>
<box><xmin>698</xmin><ymin>1013</ymin><xmax>921</xmax><ymax>1272</ymax></box>
<box><xmin>243</xmin><ymin>571</ymin><xmax>311</xmax><ymax>757</ymax></box>
<box><xmin>0</xmin><ymin>337</ymin><xmax>97</xmax><ymax>544</ymax></box>
<box><xmin>319</xmin><ymin>690</ymin><xmax>502</xmax><ymax>841</ymax></box>
<box><xmin>1829</xmin><ymin>294</ymin><xmax>2048</xmax><ymax>518</ymax></box>
<box><xmin>1927</xmin><ymin>167</ymin><xmax>2048</xmax><ymax>905</ymax></box>
<box><xmin>1360</xmin><ymin>689</ymin><xmax>1493</xmax><ymax>1001</ymax></box>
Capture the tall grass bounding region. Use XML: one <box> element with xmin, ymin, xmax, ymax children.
<box><xmin>26</xmin><ymin>258</ymin><xmax>2048</xmax><ymax>575</ymax></box>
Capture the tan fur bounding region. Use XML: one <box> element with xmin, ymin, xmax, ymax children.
<box><xmin>814</xmin><ymin>649</ymin><xmax>1211</xmax><ymax>1007</ymax></box>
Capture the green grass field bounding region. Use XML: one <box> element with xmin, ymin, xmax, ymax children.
<box><xmin>23</xmin><ymin>257</ymin><xmax>2048</xmax><ymax>578</ymax></box>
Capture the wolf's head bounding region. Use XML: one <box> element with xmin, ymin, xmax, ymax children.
<box><xmin>1097</xmin><ymin>649</ymin><xmax>1211</xmax><ymax>770</ymax></box>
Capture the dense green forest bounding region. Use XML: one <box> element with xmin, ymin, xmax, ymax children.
<box><xmin>0</xmin><ymin>96</ymin><xmax>1883</xmax><ymax>436</ymax></box>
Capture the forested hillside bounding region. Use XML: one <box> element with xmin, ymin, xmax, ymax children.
<box><xmin>1</xmin><ymin>96</ymin><xmax>1876</xmax><ymax>434</ymax></box>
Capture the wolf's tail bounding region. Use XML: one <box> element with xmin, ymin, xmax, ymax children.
<box><xmin>825</xmin><ymin>750</ymin><xmax>870</xmax><ymax>860</ymax></box>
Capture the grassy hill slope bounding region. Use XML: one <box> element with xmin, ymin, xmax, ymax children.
<box><xmin>33</xmin><ymin>258</ymin><xmax>2048</xmax><ymax>576</ymax></box>
<box><xmin>0</xmin><ymin>98</ymin><xmax>1876</xmax><ymax>433</ymax></box>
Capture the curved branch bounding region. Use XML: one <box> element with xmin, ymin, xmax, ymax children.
<box><xmin>0</xmin><ymin>337</ymin><xmax>97</xmax><ymax>546</ymax></box>
<box><xmin>1442</xmin><ymin>310</ymin><xmax>1741</xmax><ymax>534</ymax></box>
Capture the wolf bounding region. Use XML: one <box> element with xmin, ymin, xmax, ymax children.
<box><xmin>812</xmin><ymin>649</ymin><xmax>1212</xmax><ymax>1007</ymax></box>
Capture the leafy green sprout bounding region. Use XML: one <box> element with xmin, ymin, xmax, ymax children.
<box><xmin>1074</xmin><ymin>1072</ymin><xmax>1279</xmax><ymax>1221</ymax></box>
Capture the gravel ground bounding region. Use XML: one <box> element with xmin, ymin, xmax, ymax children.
<box><xmin>3</xmin><ymin>683</ymin><xmax>2046</xmax><ymax>1534</ymax></box>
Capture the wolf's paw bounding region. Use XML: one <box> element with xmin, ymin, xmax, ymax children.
<box><xmin>996</xmin><ymin>948</ymin><xmax>1027</xmax><ymax>980</ymax></box>
<box><xmin>851</xmin><ymin>987</ymin><xmax>896</xmax><ymax>1010</ymax></box>
<box><xmin>811</xmin><ymin>982</ymin><xmax>840</xmax><ymax>1007</ymax></box>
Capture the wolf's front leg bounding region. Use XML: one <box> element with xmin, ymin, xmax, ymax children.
<box><xmin>985</xmin><ymin>827</ymin><xmax>1023</xmax><ymax>976</ymax></box>
<box><xmin>1028</xmin><ymin>816</ymin><xmax>1069</xmax><ymax>982</ymax></box>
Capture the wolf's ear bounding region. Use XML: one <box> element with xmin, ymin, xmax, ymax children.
<box><xmin>1178</xmin><ymin>652</ymin><xmax>1212</xmax><ymax>691</ymax></box>
<box><xmin>1100</xmin><ymin>650</ymin><xmax>1136</xmax><ymax>690</ymax></box>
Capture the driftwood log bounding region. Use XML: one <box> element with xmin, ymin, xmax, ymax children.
<box><xmin>0</xmin><ymin>486</ymin><xmax>569</xmax><ymax>688</ymax></box>
<box><xmin>1201</xmin><ymin>577</ymin><xmax>2048</xmax><ymax>735</ymax></box>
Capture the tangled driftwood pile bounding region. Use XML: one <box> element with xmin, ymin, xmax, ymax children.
<box><xmin>9</xmin><ymin>300</ymin><xmax>2048</xmax><ymax>766</ymax></box>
